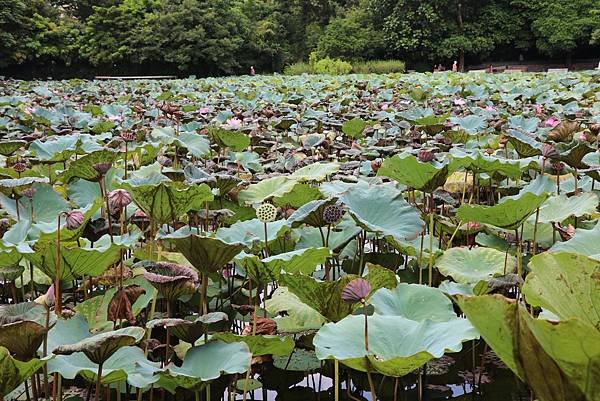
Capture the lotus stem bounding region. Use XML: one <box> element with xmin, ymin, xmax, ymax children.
<box><xmin>532</xmin><ymin>208</ymin><xmax>540</xmax><ymax>255</ymax></box>
<box><xmin>101</xmin><ymin>176</ymin><xmax>114</xmax><ymax>244</ymax></box>
<box><xmin>124</xmin><ymin>142</ymin><xmax>128</xmax><ymax>180</ymax></box>
<box><xmin>95</xmin><ymin>363</ymin><xmax>103</xmax><ymax>401</ymax></box>
<box><xmin>165</xmin><ymin>302</ymin><xmax>172</xmax><ymax>363</ymax></box>
<box><xmin>242</xmin><ymin>366</ymin><xmax>252</xmax><ymax>401</ymax></box>
<box><xmin>334</xmin><ymin>360</ymin><xmax>339</xmax><ymax>401</ymax></box>
<box><xmin>43</xmin><ymin>307</ymin><xmax>50</xmax><ymax>399</ymax></box>
<box><xmin>428</xmin><ymin>204</ymin><xmax>434</xmax><ymax>287</ymax></box>
<box><xmin>358</xmin><ymin>231</ymin><xmax>366</xmax><ymax>277</ymax></box>
<box><xmin>365</xmin><ymin>359</ymin><xmax>378</xmax><ymax>401</ymax></box>
<box><xmin>515</xmin><ymin>228</ymin><xmax>523</xmax><ymax>281</ymax></box>
<box><xmin>201</xmin><ymin>274</ymin><xmax>209</xmax><ymax>315</ymax></box>
<box><xmin>55</xmin><ymin>215</ymin><xmax>62</xmax><ymax>316</ymax></box>
<box><xmin>263</xmin><ymin>222</ymin><xmax>269</xmax><ymax>257</ymax></box>
<box><xmin>418</xmin><ymin>232</ymin><xmax>424</xmax><ymax>285</ymax></box>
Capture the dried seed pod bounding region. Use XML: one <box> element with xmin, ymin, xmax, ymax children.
<box><xmin>256</xmin><ymin>203</ymin><xmax>277</xmax><ymax>223</ymax></box>
<box><xmin>323</xmin><ymin>204</ymin><xmax>344</xmax><ymax>224</ymax></box>
<box><xmin>93</xmin><ymin>162</ymin><xmax>113</xmax><ymax>175</ymax></box>
<box><xmin>121</xmin><ymin>131</ymin><xmax>138</xmax><ymax>142</ymax></box>
<box><xmin>108</xmin><ymin>189</ymin><xmax>132</xmax><ymax>214</ymax></box>
<box><xmin>12</xmin><ymin>162</ymin><xmax>27</xmax><ymax>173</ymax></box>
<box><xmin>22</xmin><ymin>187</ymin><xmax>37</xmax><ymax>199</ymax></box>
<box><xmin>341</xmin><ymin>278</ymin><xmax>371</xmax><ymax>303</ymax></box>
<box><xmin>541</xmin><ymin>143</ymin><xmax>558</xmax><ymax>159</ymax></box>
<box><xmin>64</xmin><ymin>210</ymin><xmax>85</xmax><ymax>230</ymax></box>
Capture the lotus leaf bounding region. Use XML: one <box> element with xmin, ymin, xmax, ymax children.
<box><xmin>435</xmin><ymin>247</ymin><xmax>517</xmax><ymax>284</ymax></box>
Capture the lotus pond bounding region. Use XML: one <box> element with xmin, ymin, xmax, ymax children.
<box><xmin>0</xmin><ymin>72</ymin><xmax>599</xmax><ymax>401</ymax></box>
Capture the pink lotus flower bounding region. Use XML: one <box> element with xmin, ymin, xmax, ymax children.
<box><xmin>198</xmin><ymin>107</ymin><xmax>210</xmax><ymax>114</ymax></box>
<box><xmin>24</xmin><ymin>107</ymin><xmax>36</xmax><ymax>115</ymax></box>
<box><xmin>535</xmin><ymin>104</ymin><xmax>543</xmax><ymax>116</ymax></box>
<box><xmin>485</xmin><ymin>105</ymin><xmax>496</xmax><ymax>112</ymax></box>
<box><xmin>544</xmin><ymin>117</ymin><xmax>559</xmax><ymax>128</ymax></box>
<box><xmin>380</xmin><ymin>103</ymin><xmax>389</xmax><ymax>110</ymax></box>
<box><xmin>453</xmin><ymin>98</ymin><xmax>466</xmax><ymax>106</ymax></box>
<box><xmin>108</xmin><ymin>115</ymin><xmax>123</xmax><ymax>123</ymax></box>
<box><xmin>226</xmin><ymin>117</ymin><xmax>242</xmax><ymax>127</ymax></box>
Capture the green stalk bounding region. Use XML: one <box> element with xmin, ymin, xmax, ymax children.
<box><xmin>334</xmin><ymin>360</ymin><xmax>340</xmax><ymax>401</ymax></box>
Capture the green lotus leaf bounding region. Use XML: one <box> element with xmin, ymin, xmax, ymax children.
<box><xmin>27</xmin><ymin>237</ymin><xmax>123</xmax><ymax>282</ymax></box>
<box><xmin>505</xmin><ymin>130</ymin><xmax>543</xmax><ymax>157</ymax></box>
<box><xmin>265</xmin><ymin>286</ymin><xmax>328</xmax><ymax>333</ymax></box>
<box><xmin>456</xmin><ymin>294</ymin><xmax>600</xmax><ymax>401</ymax></box>
<box><xmin>0</xmin><ymin>302</ymin><xmax>55</xmax><ymax>360</ymax></box>
<box><xmin>160</xmin><ymin>226</ymin><xmax>245</xmax><ymax>274</ymax></box>
<box><xmin>0</xmin><ymin>177</ymin><xmax>49</xmax><ymax>197</ymax></box>
<box><xmin>0</xmin><ymin>140</ymin><xmax>27</xmax><ymax>156</ymax></box>
<box><xmin>289</xmin><ymin>162</ymin><xmax>340</xmax><ymax>182</ymax></box>
<box><xmin>456</xmin><ymin>192</ymin><xmax>548</xmax><ymax>230</ymax></box>
<box><xmin>449</xmin><ymin>150</ymin><xmax>527</xmax><ymax>180</ymax></box>
<box><xmin>377</xmin><ymin>153</ymin><xmax>449</xmax><ymax>192</ymax></box>
<box><xmin>206</xmin><ymin>127</ymin><xmax>250</xmax><ymax>151</ymax></box>
<box><xmin>273</xmin><ymin>348</ymin><xmax>321</xmax><ymax>372</ymax></box>
<box><xmin>556</xmin><ymin>140</ymin><xmax>594</xmax><ymax>169</ymax></box>
<box><xmin>168</xmin><ymin>312</ymin><xmax>228</xmax><ymax>344</ymax></box>
<box><xmin>238</xmin><ymin>176</ymin><xmax>298</xmax><ymax>205</ymax></box>
<box><xmin>435</xmin><ymin>247</ymin><xmax>517</xmax><ymax>284</ymax></box>
<box><xmin>149</xmin><ymin>342</ymin><xmax>252</xmax><ymax>391</ymax></box>
<box><xmin>212</xmin><ymin>333</ymin><xmax>294</xmax><ymax>356</ymax></box>
<box><xmin>0</xmin><ymin>246</ymin><xmax>22</xmax><ymax>269</ymax></box>
<box><xmin>53</xmin><ymin>326</ymin><xmax>145</xmax><ymax>365</ymax></box>
<box><xmin>176</xmin><ymin>132</ymin><xmax>211</xmax><ymax>158</ymax></box>
<box><xmin>59</xmin><ymin>149</ymin><xmax>120</xmax><ymax>183</ymax></box>
<box><xmin>341</xmin><ymin>118</ymin><xmax>368</xmax><ymax>139</ymax></box>
<box><xmin>29</xmin><ymin>135</ymin><xmax>79</xmax><ymax>162</ymax></box>
<box><xmin>46</xmin><ymin>315</ymin><xmax>152</xmax><ymax>385</ymax></box>
<box><xmin>315</xmin><ymin>284</ymin><xmax>478</xmax><ymax>377</ymax></box>
<box><xmin>523</xmin><ymin>252</ymin><xmax>600</xmax><ymax>329</ymax></box>
<box><xmin>550</xmin><ymin>223</ymin><xmax>600</xmax><ymax>259</ymax></box>
<box><xmin>535</xmin><ymin>193</ymin><xmax>598</xmax><ymax>224</ymax></box>
<box><xmin>238</xmin><ymin>247</ymin><xmax>330</xmax><ymax>283</ymax></box>
<box><xmin>272</xmin><ymin>183</ymin><xmax>323</xmax><ymax>208</ymax></box>
<box><xmin>294</xmin><ymin>214</ymin><xmax>361</xmax><ymax>252</ymax></box>
<box><xmin>75</xmin><ymin>276</ymin><xmax>155</xmax><ymax>333</ymax></box>
<box><xmin>0</xmin><ymin>182</ymin><xmax>69</xmax><ymax>223</ymax></box>
<box><xmin>216</xmin><ymin>218</ymin><xmax>291</xmax><ymax>248</ymax></box>
<box><xmin>122</xmin><ymin>181</ymin><xmax>213</xmax><ymax>225</ymax></box>
<box><xmin>279</xmin><ymin>264</ymin><xmax>397</xmax><ymax>322</ymax></box>
<box><xmin>341</xmin><ymin>183</ymin><xmax>424</xmax><ymax>242</ymax></box>
<box><xmin>0</xmin><ymin>347</ymin><xmax>48</xmax><ymax>396</ymax></box>
<box><xmin>287</xmin><ymin>198</ymin><xmax>339</xmax><ymax>228</ymax></box>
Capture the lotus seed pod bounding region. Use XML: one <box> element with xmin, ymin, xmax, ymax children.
<box><xmin>323</xmin><ymin>204</ymin><xmax>344</xmax><ymax>224</ymax></box>
<box><xmin>121</xmin><ymin>131</ymin><xmax>138</xmax><ymax>142</ymax></box>
<box><xmin>93</xmin><ymin>162</ymin><xmax>113</xmax><ymax>175</ymax></box>
<box><xmin>22</xmin><ymin>187</ymin><xmax>36</xmax><ymax>199</ymax></box>
<box><xmin>417</xmin><ymin>149</ymin><xmax>435</xmax><ymax>162</ymax></box>
<box><xmin>256</xmin><ymin>203</ymin><xmax>277</xmax><ymax>223</ymax></box>
<box><xmin>64</xmin><ymin>210</ymin><xmax>85</xmax><ymax>230</ymax></box>
<box><xmin>12</xmin><ymin>162</ymin><xmax>26</xmax><ymax>173</ymax></box>
<box><xmin>108</xmin><ymin>189</ymin><xmax>132</xmax><ymax>214</ymax></box>
<box><xmin>552</xmin><ymin>161</ymin><xmax>565</xmax><ymax>172</ymax></box>
<box><xmin>341</xmin><ymin>278</ymin><xmax>371</xmax><ymax>303</ymax></box>
<box><xmin>541</xmin><ymin>143</ymin><xmax>558</xmax><ymax>159</ymax></box>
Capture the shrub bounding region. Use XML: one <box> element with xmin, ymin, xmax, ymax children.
<box><xmin>352</xmin><ymin>60</ymin><xmax>406</xmax><ymax>74</ymax></box>
<box><xmin>283</xmin><ymin>62</ymin><xmax>312</xmax><ymax>75</ymax></box>
<box><xmin>313</xmin><ymin>57</ymin><xmax>353</xmax><ymax>75</ymax></box>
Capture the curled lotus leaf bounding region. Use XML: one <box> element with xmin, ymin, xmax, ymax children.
<box><xmin>0</xmin><ymin>346</ymin><xmax>48</xmax><ymax>396</ymax></box>
<box><xmin>53</xmin><ymin>326</ymin><xmax>146</xmax><ymax>365</ymax></box>
<box><xmin>144</xmin><ymin>262</ymin><xmax>198</xmax><ymax>303</ymax></box>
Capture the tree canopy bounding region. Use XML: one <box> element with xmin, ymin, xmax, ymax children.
<box><xmin>1</xmin><ymin>0</ymin><xmax>598</xmax><ymax>77</ymax></box>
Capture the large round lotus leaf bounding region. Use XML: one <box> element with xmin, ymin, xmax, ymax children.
<box><xmin>0</xmin><ymin>247</ymin><xmax>22</xmax><ymax>269</ymax></box>
<box><xmin>286</xmin><ymin>198</ymin><xmax>338</xmax><ymax>228</ymax></box>
<box><xmin>205</xmin><ymin>126</ymin><xmax>250</xmax><ymax>151</ymax></box>
<box><xmin>160</xmin><ymin>226</ymin><xmax>245</xmax><ymax>273</ymax></box>
<box><xmin>456</xmin><ymin>295</ymin><xmax>600</xmax><ymax>401</ymax></box>
<box><xmin>0</xmin><ymin>140</ymin><xmax>27</xmax><ymax>156</ymax></box>
<box><xmin>448</xmin><ymin>150</ymin><xmax>528</xmax><ymax>180</ymax></box>
<box><xmin>53</xmin><ymin>326</ymin><xmax>145</xmax><ymax>365</ymax></box>
<box><xmin>122</xmin><ymin>181</ymin><xmax>213</xmax><ymax>225</ymax></box>
<box><xmin>341</xmin><ymin>183</ymin><xmax>424</xmax><ymax>242</ymax></box>
<box><xmin>46</xmin><ymin>315</ymin><xmax>153</xmax><ymax>385</ymax></box>
<box><xmin>370</xmin><ymin>283</ymin><xmax>459</xmax><ymax>322</ymax></box>
<box><xmin>505</xmin><ymin>130</ymin><xmax>543</xmax><ymax>157</ymax></box>
<box><xmin>314</xmin><ymin>314</ymin><xmax>477</xmax><ymax>377</ymax></box>
<box><xmin>273</xmin><ymin>348</ymin><xmax>321</xmax><ymax>372</ymax></box>
<box><xmin>535</xmin><ymin>193</ymin><xmax>598</xmax><ymax>224</ymax></box>
<box><xmin>238</xmin><ymin>176</ymin><xmax>298</xmax><ymax>205</ymax></box>
<box><xmin>27</xmin><ymin>239</ymin><xmax>124</xmax><ymax>281</ymax></box>
<box><xmin>212</xmin><ymin>332</ymin><xmax>294</xmax><ymax>356</ymax></box>
<box><xmin>279</xmin><ymin>265</ymin><xmax>397</xmax><ymax>322</ymax></box>
<box><xmin>377</xmin><ymin>153</ymin><xmax>449</xmax><ymax>192</ymax></box>
<box><xmin>0</xmin><ymin>347</ymin><xmax>48</xmax><ymax>396</ymax></box>
<box><xmin>265</xmin><ymin>287</ymin><xmax>327</xmax><ymax>333</ymax></box>
<box><xmin>148</xmin><ymin>312</ymin><xmax>228</xmax><ymax>344</ymax></box>
<box><xmin>550</xmin><ymin>223</ymin><xmax>600</xmax><ymax>260</ymax></box>
<box><xmin>523</xmin><ymin>252</ymin><xmax>600</xmax><ymax>329</ymax></box>
<box><xmin>0</xmin><ymin>183</ymin><xmax>69</xmax><ymax>223</ymax></box>
<box><xmin>435</xmin><ymin>247</ymin><xmax>516</xmax><ymax>284</ymax></box>
<box><xmin>153</xmin><ymin>342</ymin><xmax>251</xmax><ymax>391</ymax></box>
<box><xmin>272</xmin><ymin>183</ymin><xmax>323</xmax><ymax>209</ymax></box>
<box><xmin>289</xmin><ymin>162</ymin><xmax>340</xmax><ymax>182</ymax></box>
<box><xmin>216</xmin><ymin>218</ymin><xmax>291</xmax><ymax>248</ymax></box>
<box><xmin>59</xmin><ymin>149</ymin><xmax>120</xmax><ymax>183</ymax></box>
<box><xmin>237</xmin><ymin>247</ymin><xmax>330</xmax><ymax>282</ymax></box>
<box><xmin>456</xmin><ymin>192</ymin><xmax>547</xmax><ymax>230</ymax></box>
<box><xmin>29</xmin><ymin>135</ymin><xmax>79</xmax><ymax>162</ymax></box>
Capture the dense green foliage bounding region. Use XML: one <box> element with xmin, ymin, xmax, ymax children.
<box><xmin>1</xmin><ymin>0</ymin><xmax>599</xmax><ymax>77</ymax></box>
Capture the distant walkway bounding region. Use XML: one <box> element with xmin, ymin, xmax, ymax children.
<box><xmin>466</xmin><ymin>59</ymin><xmax>599</xmax><ymax>73</ymax></box>
<box><xmin>94</xmin><ymin>75</ymin><xmax>177</xmax><ymax>80</ymax></box>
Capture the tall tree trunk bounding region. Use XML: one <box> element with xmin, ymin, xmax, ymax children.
<box><xmin>457</xmin><ymin>2</ymin><xmax>465</xmax><ymax>71</ymax></box>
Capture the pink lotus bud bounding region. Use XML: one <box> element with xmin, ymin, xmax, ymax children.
<box><xmin>341</xmin><ymin>278</ymin><xmax>371</xmax><ymax>303</ymax></box>
<box><xmin>108</xmin><ymin>189</ymin><xmax>132</xmax><ymax>214</ymax></box>
<box><xmin>93</xmin><ymin>162</ymin><xmax>113</xmax><ymax>175</ymax></box>
<box><xmin>64</xmin><ymin>210</ymin><xmax>84</xmax><ymax>230</ymax></box>
<box><xmin>35</xmin><ymin>284</ymin><xmax>55</xmax><ymax>307</ymax></box>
